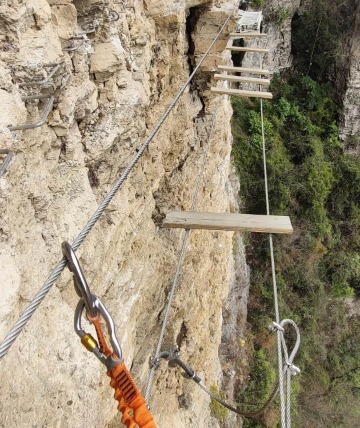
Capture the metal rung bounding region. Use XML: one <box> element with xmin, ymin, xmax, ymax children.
<box><xmin>8</xmin><ymin>94</ymin><xmax>55</xmax><ymax>131</ymax></box>
<box><xmin>20</xmin><ymin>63</ymin><xmax>61</xmax><ymax>88</ymax></box>
<box><xmin>63</xmin><ymin>38</ymin><xmax>86</xmax><ymax>52</ymax></box>
<box><xmin>0</xmin><ymin>149</ymin><xmax>14</xmax><ymax>177</ymax></box>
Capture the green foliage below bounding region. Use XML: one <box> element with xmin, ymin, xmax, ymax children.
<box><xmin>238</xmin><ymin>349</ymin><xmax>276</xmax><ymax>428</ymax></box>
<box><xmin>209</xmin><ymin>385</ymin><xmax>229</xmax><ymax>426</ymax></box>
<box><xmin>248</xmin><ymin>0</ymin><xmax>265</xmax><ymax>10</ymax></box>
<box><xmin>238</xmin><ymin>349</ymin><xmax>276</xmax><ymax>404</ymax></box>
<box><xmin>231</xmin><ymin>72</ymin><xmax>360</xmax><ymax>427</ymax></box>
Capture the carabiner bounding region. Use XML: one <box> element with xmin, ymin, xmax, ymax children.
<box><xmin>62</xmin><ymin>242</ymin><xmax>98</xmax><ymax>318</ymax></box>
<box><xmin>62</xmin><ymin>241</ymin><xmax>122</xmax><ymax>369</ymax></box>
<box><xmin>74</xmin><ymin>295</ymin><xmax>123</xmax><ymax>369</ymax></box>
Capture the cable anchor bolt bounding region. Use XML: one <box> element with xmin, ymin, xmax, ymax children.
<box><xmin>160</xmin><ymin>347</ymin><xmax>201</xmax><ymax>384</ymax></box>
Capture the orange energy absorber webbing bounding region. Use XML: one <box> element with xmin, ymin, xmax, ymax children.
<box><xmin>91</xmin><ymin>317</ymin><xmax>156</xmax><ymax>428</ymax></box>
<box><xmin>108</xmin><ymin>362</ymin><xmax>156</xmax><ymax>428</ymax></box>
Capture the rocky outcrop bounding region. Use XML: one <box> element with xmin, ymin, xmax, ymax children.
<box><xmin>339</xmin><ymin>1</ymin><xmax>360</xmax><ymax>150</ymax></box>
<box><xmin>0</xmin><ymin>1</ymin><xmax>248</xmax><ymax>427</ymax></box>
<box><xmin>262</xmin><ymin>0</ymin><xmax>301</xmax><ymax>73</ymax></box>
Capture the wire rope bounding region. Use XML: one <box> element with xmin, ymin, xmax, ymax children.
<box><xmin>259</xmin><ymin>55</ymin><xmax>300</xmax><ymax>427</ymax></box>
<box><xmin>144</xmin><ymin>106</ymin><xmax>220</xmax><ymax>404</ymax></box>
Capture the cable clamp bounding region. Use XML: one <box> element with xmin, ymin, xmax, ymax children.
<box><xmin>287</xmin><ymin>362</ymin><xmax>301</xmax><ymax>376</ymax></box>
<box><xmin>149</xmin><ymin>356</ymin><xmax>160</xmax><ymax>369</ymax></box>
<box><xmin>269</xmin><ymin>321</ymin><xmax>284</xmax><ymax>332</ymax></box>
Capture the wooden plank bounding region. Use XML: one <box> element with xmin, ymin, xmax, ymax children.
<box><xmin>218</xmin><ymin>65</ymin><xmax>270</xmax><ymax>75</ymax></box>
<box><xmin>211</xmin><ymin>87</ymin><xmax>273</xmax><ymax>99</ymax></box>
<box><xmin>163</xmin><ymin>211</ymin><xmax>293</xmax><ymax>234</ymax></box>
<box><xmin>229</xmin><ymin>32</ymin><xmax>267</xmax><ymax>38</ymax></box>
<box><xmin>226</xmin><ymin>46</ymin><xmax>270</xmax><ymax>53</ymax></box>
<box><xmin>214</xmin><ymin>74</ymin><xmax>270</xmax><ymax>85</ymax></box>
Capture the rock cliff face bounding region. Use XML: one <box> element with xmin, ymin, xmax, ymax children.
<box><xmin>262</xmin><ymin>0</ymin><xmax>301</xmax><ymax>73</ymax></box>
<box><xmin>339</xmin><ymin>1</ymin><xmax>360</xmax><ymax>150</ymax></box>
<box><xmin>0</xmin><ymin>1</ymin><xmax>249</xmax><ymax>427</ymax></box>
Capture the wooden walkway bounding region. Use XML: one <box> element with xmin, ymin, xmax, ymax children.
<box><xmin>214</xmin><ymin>74</ymin><xmax>270</xmax><ymax>85</ymax></box>
<box><xmin>163</xmin><ymin>212</ymin><xmax>293</xmax><ymax>234</ymax></box>
<box><xmin>217</xmin><ymin>65</ymin><xmax>270</xmax><ymax>75</ymax></box>
<box><xmin>211</xmin><ymin>87</ymin><xmax>273</xmax><ymax>99</ymax></box>
<box><xmin>212</xmin><ymin>30</ymin><xmax>272</xmax><ymax>99</ymax></box>
<box><xmin>229</xmin><ymin>32</ymin><xmax>267</xmax><ymax>38</ymax></box>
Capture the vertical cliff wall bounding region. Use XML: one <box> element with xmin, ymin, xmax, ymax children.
<box><xmin>0</xmin><ymin>1</ymin><xmax>248</xmax><ymax>427</ymax></box>
<box><xmin>339</xmin><ymin>1</ymin><xmax>360</xmax><ymax>150</ymax></box>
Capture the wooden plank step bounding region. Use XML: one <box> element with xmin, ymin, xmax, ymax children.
<box><xmin>214</xmin><ymin>74</ymin><xmax>270</xmax><ymax>85</ymax></box>
<box><xmin>211</xmin><ymin>87</ymin><xmax>273</xmax><ymax>99</ymax></box>
<box><xmin>227</xmin><ymin>46</ymin><xmax>270</xmax><ymax>53</ymax></box>
<box><xmin>218</xmin><ymin>65</ymin><xmax>270</xmax><ymax>75</ymax></box>
<box><xmin>163</xmin><ymin>212</ymin><xmax>293</xmax><ymax>234</ymax></box>
<box><xmin>229</xmin><ymin>32</ymin><xmax>267</xmax><ymax>38</ymax></box>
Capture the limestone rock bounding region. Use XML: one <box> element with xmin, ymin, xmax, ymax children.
<box><xmin>58</xmin><ymin>76</ymin><xmax>98</xmax><ymax>124</ymax></box>
<box><xmin>0</xmin><ymin>1</ymin><xmax>246</xmax><ymax>427</ymax></box>
<box><xmin>17</xmin><ymin>0</ymin><xmax>63</xmax><ymax>66</ymax></box>
<box><xmin>0</xmin><ymin>89</ymin><xmax>27</xmax><ymax>135</ymax></box>
<box><xmin>339</xmin><ymin>3</ymin><xmax>360</xmax><ymax>149</ymax></box>
<box><xmin>90</xmin><ymin>39</ymin><xmax>125</xmax><ymax>78</ymax></box>
<box><xmin>51</xmin><ymin>4</ymin><xmax>77</xmax><ymax>40</ymax></box>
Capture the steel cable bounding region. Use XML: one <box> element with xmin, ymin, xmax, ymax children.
<box><xmin>259</xmin><ymin>53</ymin><xmax>300</xmax><ymax>427</ymax></box>
<box><xmin>0</xmin><ymin>2</ymin><xmax>240</xmax><ymax>360</ymax></box>
<box><xmin>144</xmin><ymin>106</ymin><xmax>220</xmax><ymax>404</ymax></box>
<box><xmin>198</xmin><ymin>381</ymin><xmax>279</xmax><ymax>418</ymax></box>
<box><xmin>171</xmin><ymin>319</ymin><xmax>300</xmax><ymax>420</ymax></box>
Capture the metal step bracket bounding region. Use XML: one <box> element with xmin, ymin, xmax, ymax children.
<box><xmin>0</xmin><ymin>149</ymin><xmax>14</xmax><ymax>177</ymax></box>
<box><xmin>20</xmin><ymin>63</ymin><xmax>62</xmax><ymax>89</ymax></box>
<box><xmin>8</xmin><ymin>94</ymin><xmax>55</xmax><ymax>131</ymax></box>
<box><xmin>62</xmin><ymin>35</ymin><xmax>87</xmax><ymax>52</ymax></box>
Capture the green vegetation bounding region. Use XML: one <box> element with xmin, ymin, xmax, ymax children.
<box><xmin>249</xmin><ymin>0</ymin><xmax>265</xmax><ymax>10</ymax></box>
<box><xmin>210</xmin><ymin>384</ymin><xmax>229</xmax><ymax>426</ymax></box>
<box><xmin>271</xmin><ymin>6</ymin><xmax>292</xmax><ymax>26</ymax></box>
<box><xmin>291</xmin><ymin>0</ymin><xmax>357</xmax><ymax>82</ymax></box>
<box><xmin>231</xmin><ymin>72</ymin><xmax>360</xmax><ymax>427</ymax></box>
<box><xmin>237</xmin><ymin>348</ymin><xmax>276</xmax><ymax>406</ymax></box>
<box><xmin>230</xmin><ymin>2</ymin><xmax>360</xmax><ymax>425</ymax></box>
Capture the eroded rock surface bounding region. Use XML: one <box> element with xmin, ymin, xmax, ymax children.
<box><xmin>0</xmin><ymin>1</ymin><xmax>247</xmax><ymax>427</ymax></box>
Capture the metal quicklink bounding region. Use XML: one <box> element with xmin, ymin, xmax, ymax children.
<box><xmin>74</xmin><ymin>297</ymin><xmax>123</xmax><ymax>369</ymax></box>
